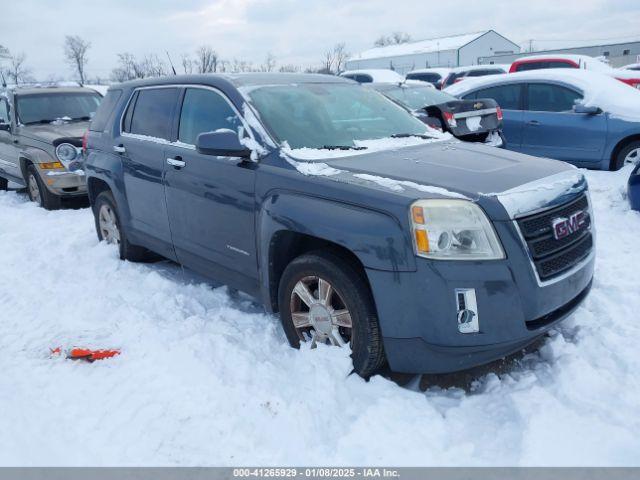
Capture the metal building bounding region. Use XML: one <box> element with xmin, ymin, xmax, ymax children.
<box><xmin>478</xmin><ymin>40</ymin><xmax>640</xmax><ymax>68</ymax></box>
<box><xmin>345</xmin><ymin>30</ymin><xmax>520</xmax><ymax>74</ymax></box>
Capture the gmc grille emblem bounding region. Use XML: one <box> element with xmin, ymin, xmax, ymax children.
<box><xmin>552</xmin><ymin>210</ymin><xmax>587</xmax><ymax>240</ymax></box>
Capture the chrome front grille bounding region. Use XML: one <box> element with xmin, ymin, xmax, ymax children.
<box><xmin>516</xmin><ymin>193</ymin><xmax>593</xmax><ymax>281</ymax></box>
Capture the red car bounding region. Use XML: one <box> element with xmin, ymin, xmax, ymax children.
<box><xmin>509</xmin><ymin>54</ymin><xmax>640</xmax><ymax>89</ymax></box>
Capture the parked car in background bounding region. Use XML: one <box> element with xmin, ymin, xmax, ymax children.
<box><xmin>405</xmin><ymin>68</ymin><xmax>451</xmax><ymax>88</ymax></box>
<box><xmin>629</xmin><ymin>162</ymin><xmax>640</xmax><ymax>211</ymax></box>
<box><xmin>0</xmin><ymin>86</ymin><xmax>102</xmax><ymax>208</ymax></box>
<box><xmin>509</xmin><ymin>54</ymin><xmax>640</xmax><ymax>89</ymax></box>
<box><xmin>370</xmin><ymin>82</ymin><xmax>505</xmax><ymax>146</ymax></box>
<box><xmin>85</xmin><ymin>73</ymin><xmax>594</xmax><ymax>377</ymax></box>
<box><xmin>440</xmin><ymin>65</ymin><xmax>509</xmax><ymax>89</ymax></box>
<box><xmin>621</xmin><ymin>63</ymin><xmax>640</xmax><ymax>72</ymax></box>
<box><xmin>339</xmin><ymin>69</ymin><xmax>404</xmax><ymax>84</ymax></box>
<box><xmin>446</xmin><ymin>69</ymin><xmax>640</xmax><ymax>170</ymax></box>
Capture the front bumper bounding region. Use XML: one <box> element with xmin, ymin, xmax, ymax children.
<box><xmin>367</xmin><ymin>220</ymin><xmax>594</xmax><ymax>374</ymax></box>
<box><xmin>37</xmin><ymin>168</ymin><xmax>87</xmax><ymax>196</ymax></box>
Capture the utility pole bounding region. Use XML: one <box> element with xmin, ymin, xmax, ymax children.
<box><xmin>528</xmin><ymin>39</ymin><xmax>534</xmax><ymax>52</ymax></box>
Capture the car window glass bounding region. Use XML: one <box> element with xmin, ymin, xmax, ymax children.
<box><xmin>527</xmin><ymin>83</ymin><xmax>583</xmax><ymax>112</ymax></box>
<box><xmin>474</xmin><ymin>84</ymin><xmax>521</xmax><ymax>109</ymax></box>
<box><xmin>356</xmin><ymin>74</ymin><xmax>373</xmax><ymax>83</ymax></box>
<box><xmin>443</xmin><ymin>72</ymin><xmax>464</xmax><ymax>87</ymax></box>
<box><xmin>90</xmin><ymin>89</ymin><xmax>122</xmax><ymax>132</ymax></box>
<box><xmin>0</xmin><ymin>99</ymin><xmax>8</xmax><ymax>123</ymax></box>
<box><xmin>406</xmin><ymin>73</ymin><xmax>442</xmax><ymax>83</ymax></box>
<box><xmin>128</xmin><ymin>87</ymin><xmax>179</xmax><ymax>140</ymax></box>
<box><xmin>178</xmin><ymin>88</ymin><xmax>242</xmax><ymax>145</ymax></box>
<box><xmin>16</xmin><ymin>93</ymin><xmax>101</xmax><ymax>125</ymax></box>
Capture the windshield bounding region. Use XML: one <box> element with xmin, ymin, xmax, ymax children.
<box><xmin>246</xmin><ymin>83</ymin><xmax>430</xmax><ymax>149</ymax></box>
<box><xmin>16</xmin><ymin>92</ymin><xmax>102</xmax><ymax>125</ymax></box>
<box><xmin>378</xmin><ymin>85</ymin><xmax>456</xmax><ymax>110</ymax></box>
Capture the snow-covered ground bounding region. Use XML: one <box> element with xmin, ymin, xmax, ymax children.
<box><xmin>0</xmin><ymin>165</ymin><xmax>639</xmax><ymax>466</ymax></box>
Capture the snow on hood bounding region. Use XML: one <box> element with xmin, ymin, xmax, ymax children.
<box><xmin>445</xmin><ymin>69</ymin><xmax>640</xmax><ymax>122</ymax></box>
<box><xmin>281</xmin><ymin>134</ymin><xmax>451</xmax><ymax>161</ymax></box>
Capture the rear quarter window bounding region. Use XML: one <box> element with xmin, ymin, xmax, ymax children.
<box><xmin>89</xmin><ymin>89</ymin><xmax>122</xmax><ymax>132</ymax></box>
<box><xmin>124</xmin><ymin>87</ymin><xmax>179</xmax><ymax>140</ymax></box>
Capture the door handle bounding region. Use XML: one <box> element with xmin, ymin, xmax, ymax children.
<box><xmin>527</xmin><ymin>120</ymin><xmax>541</xmax><ymax>126</ymax></box>
<box><xmin>113</xmin><ymin>145</ymin><xmax>126</xmax><ymax>154</ymax></box>
<box><xmin>166</xmin><ymin>156</ymin><xmax>186</xmax><ymax>168</ymax></box>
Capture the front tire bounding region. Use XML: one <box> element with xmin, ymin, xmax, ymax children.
<box><xmin>278</xmin><ymin>250</ymin><xmax>386</xmax><ymax>378</ymax></box>
<box><xmin>26</xmin><ymin>165</ymin><xmax>61</xmax><ymax>210</ymax></box>
<box><xmin>93</xmin><ymin>190</ymin><xmax>150</xmax><ymax>262</ymax></box>
<box><xmin>611</xmin><ymin>140</ymin><xmax>640</xmax><ymax>170</ymax></box>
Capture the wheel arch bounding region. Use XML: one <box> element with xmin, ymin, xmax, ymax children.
<box><xmin>610</xmin><ymin>134</ymin><xmax>640</xmax><ymax>170</ymax></box>
<box><xmin>258</xmin><ymin>192</ymin><xmax>416</xmax><ymax>313</ymax></box>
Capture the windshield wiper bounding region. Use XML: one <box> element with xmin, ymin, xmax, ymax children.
<box><xmin>390</xmin><ymin>133</ymin><xmax>434</xmax><ymax>139</ymax></box>
<box><xmin>70</xmin><ymin>116</ymin><xmax>92</xmax><ymax>122</ymax></box>
<box><xmin>320</xmin><ymin>145</ymin><xmax>367</xmax><ymax>151</ymax></box>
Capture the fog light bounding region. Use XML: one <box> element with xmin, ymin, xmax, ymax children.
<box><xmin>455</xmin><ymin>288</ymin><xmax>479</xmax><ymax>334</ymax></box>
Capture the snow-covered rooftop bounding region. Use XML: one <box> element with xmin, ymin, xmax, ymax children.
<box><xmin>350</xmin><ymin>31</ymin><xmax>489</xmax><ymax>61</ymax></box>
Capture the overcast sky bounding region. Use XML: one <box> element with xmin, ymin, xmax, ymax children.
<box><xmin>2</xmin><ymin>0</ymin><xmax>640</xmax><ymax>81</ymax></box>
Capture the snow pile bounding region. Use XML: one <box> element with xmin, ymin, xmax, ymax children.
<box><xmin>0</xmin><ymin>165</ymin><xmax>640</xmax><ymax>466</ymax></box>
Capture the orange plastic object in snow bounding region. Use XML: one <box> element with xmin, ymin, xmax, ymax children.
<box><xmin>51</xmin><ymin>347</ymin><xmax>121</xmax><ymax>362</ymax></box>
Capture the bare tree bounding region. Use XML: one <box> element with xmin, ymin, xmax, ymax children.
<box><xmin>181</xmin><ymin>54</ymin><xmax>194</xmax><ymax>74</ymax></box>
<box><xmin>195</xmin><ymin>46</ymin><xmax>218</xmax><ymax>73</ymax></box>
<box><xmin>278</xmin><ymin>64</ymin><xmax>300</xmax><ymax>73</ymax></box>
<box><xmin>320</xmin><ymin>43</ymin><xmax>349</xmax><ymax>75</ymax></box>
<box><xmin>230</xmin><ymin>58</ymin><xmax>254</xmax><ymax>73</ymax></box>
<box><xmin>6</xmin><ymin>52</ymin><xmax>32</xmax><ymax>85</ymax></box>
<box><xmin>374</xmin><ymin>31</ymin><xmax>412</xmax><ymax>47</ymax></box>
<box><xmin>64</xmin><ymin>35</ymin><xmax>91</xmax><ymax>85</ymax></box>
<box><xmin>260</xmin><ymin>52</ymin><xmax>277</xmax><ymax>72</ymax></box>
<box><xmin>111</xmin><ymin>53</ymin><xmax>137</xmax><ymax>82</ymax></box>
<box><xmin>140</xmin><ymin>55</ymin><xmax>166</xmax><ymax>77</ymax></box>
<box><xmin>332</xmin><ymin>43</ymin><xmax>348</xmax><ymax>73</ymax></box>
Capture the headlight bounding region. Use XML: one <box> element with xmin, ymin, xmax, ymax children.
<box><xmin>55</xmin><ymin>143</ymin><xmax>78</xmax><ymax>163</ymax></box>
<box><xmin>410</xmin><ymin>199</ymin><xmax>505</xmax><ymax>260</ymax></box>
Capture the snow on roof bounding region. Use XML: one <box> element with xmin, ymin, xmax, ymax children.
<box><xmin>513</xmin><ymin>54</ymin><xmax>611</xmax><ymax>72</ymax></box>
<box><xmin>444</xmin><ymin>69</ymin><xmax>640</xmax><ymax>121</ymax></box>
<box><xmin>450</xmin><ymin>64</ymin><xmax>510</xmax><ymax>73</ymax></box>
<box><xmin>406</xmin><ymin>68</ymin><xmax>452</xmax><ymax>76</ymax></box>
<box><xmin>340</xmin><ymin>69</ymin><xmax>405</xmax><ymax>83</ymax></box>
<box><xmin>350</xmin><ymin>31</ymin><xmax>488</xmax><ymax>61</ymax></box>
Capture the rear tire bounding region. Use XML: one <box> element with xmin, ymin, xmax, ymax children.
<box><xmin>26</xmin><ymin>165</ymin><xmax>61</xmax><ymax>210</ymax></box>
<box><xmin>278</xmin><ymin>250</ymin><xmax>386</xmax><ymax>379</ymax></box>
<box><xmin>93</xmin><ymin>190</ymin><xmax>150</xmax><ymax>262</ymax></box>
<box><xmin>611</xmin><ymin>140</ymin><xmax>640</xmax><ymax>171</ymax></box>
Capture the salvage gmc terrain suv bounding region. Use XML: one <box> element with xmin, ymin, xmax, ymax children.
<box><xmin>85</xmin><ymin>74</ymin><xmax>594</xmax><ymax>378</ymax></box>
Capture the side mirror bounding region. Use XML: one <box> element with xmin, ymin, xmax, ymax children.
<box><xmin>0</xmin><ymin>121</ymin><xmax>10</xmax><ymax>132</ymax></box>
<box><xmin>574</xmin><ymin>104</ymin><xmax>601</xmax><ymax>115</ymax></box>
<box><xmin>196</xmin><ymin>130</ymin><xmax>252</xmax><ymax>158</ymax></box>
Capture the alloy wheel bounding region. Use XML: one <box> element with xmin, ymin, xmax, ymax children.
<box><xmin>289</xmin><ymin>276</ymin><xmax>353</xmax><ymax>347</ymax></box>
<box><xmin>625</xmin><ymin>147</ymin><xmax>639</xmax><ymax>165</ymax></box>
<box><xmin>27</xmin><ymin>174</ymin><xmax>42</xmax><ymax>206</ymax></box>
<box><xmin>98</xmin><ymin>204</ymin><xmax>121</xmax><ymax>245</ymax></box>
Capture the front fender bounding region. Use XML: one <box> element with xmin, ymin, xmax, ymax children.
<box><xmin>19</xmin><ymin>146</ymin><xmax>54</xmax><ymax>177</ymax></box>
<box><xmin>258</xmin><ymin>192</ymin><xmax>417</xmax><ymax>307</ymax></box>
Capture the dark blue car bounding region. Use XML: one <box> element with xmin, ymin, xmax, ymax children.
<box><xmin>85</xmin><ymin>74</ymin><xmax>594</xmax><ymax>377</ymax></box>
<box><xmin>630</xmin><ymin>162</ymin><xmax>640</xmax><ymax>211</ymax></box>
<box><xmin>446</xmin><ymin>69</ymin><xmax>640</xmax><ymax>170</ymax></box>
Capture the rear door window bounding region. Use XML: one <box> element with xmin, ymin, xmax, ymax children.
<box><xmin>467</xmin><ymin>69</ymin><xmax>502</xmax><ymax>77</ymax></box>
<box><xmin>90</xmin><ymin>89</ymin><xmax>122</xmax><ymax>132</ymax></box>
<box><xmin>473</xmin><ymin>84</ymin><xmax>523</xmax><ymax>110</ymax></box>
<box><xmin>515</xmin><ymin>61</ymin><xmax>577</xmax><ymax>72</ymax></box>
<box><xmin>178</xmin><ymin>88</ymin><xmax>242</xmax><ymax>145</ymax></box>
<box><xmin>527</xmin><ymin>83</ymin><xmax>583</xmax><ymax>112</ymax></box>
<box><xmin>406</xmin><ymin>73</ymin><xmax>442</xmax><ymax>83</ymax></box>
<box><xmin>126</xmin><ymin>87</ymin><xmax>179</xmax><ymax>140</ymax></box>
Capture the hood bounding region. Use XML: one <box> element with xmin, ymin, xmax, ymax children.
<box><xmin>313</xmin><ymin>141</ymin><xmax>584</xmax><ymax>220</ymax></box>
<box><xmin>325</xmin><ymin>141</ymin><xmax>572</xmax><ymax>197</ymax></box>
<box><xmin>19</xmin><ymin>121</ymin><xmax>90</xmax><ymax>144</ymax></box>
